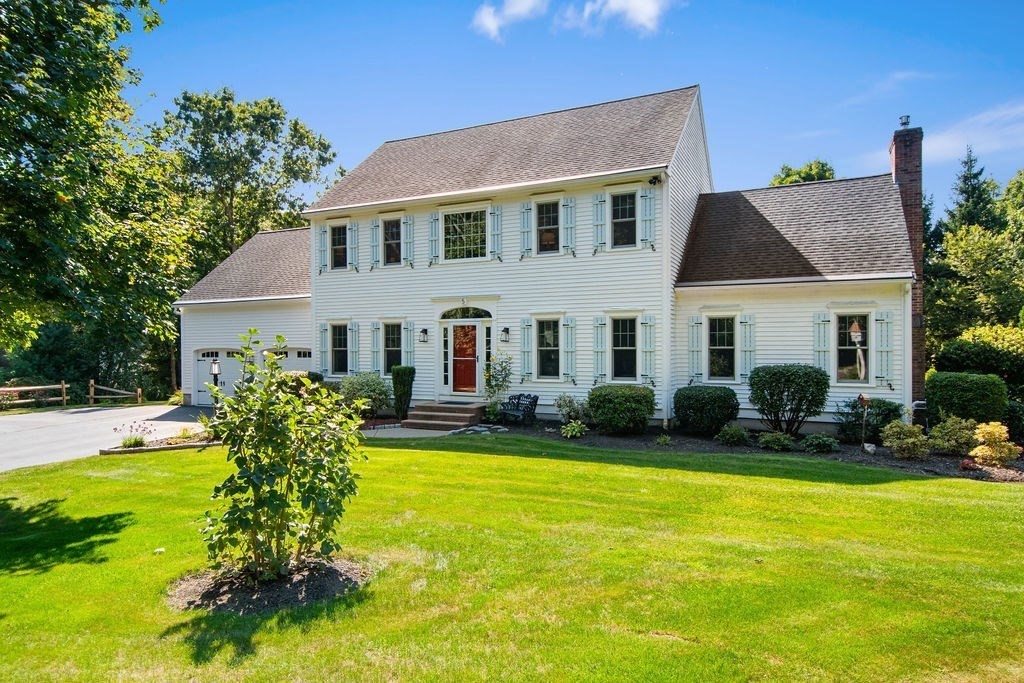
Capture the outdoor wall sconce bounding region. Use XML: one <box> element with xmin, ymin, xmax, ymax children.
<box><xmin>418</xmin><ymin>328</ymin><xmax>428</xmax><ymax>343</ymax></box>
<box><xmin>500</xmin><ymin>327</ymin><xmax>510</xmax><ymax>343</ymax></box>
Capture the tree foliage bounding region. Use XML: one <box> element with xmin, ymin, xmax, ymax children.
<box><xmin>769</xmin><ymin>159</ymin><xmax>836</xmax><ymax>186</ymax></box>
<box><xmin>999</xmin><ymin>169</ymin><xmax>1024</xmax><ymax>235</ymax></box>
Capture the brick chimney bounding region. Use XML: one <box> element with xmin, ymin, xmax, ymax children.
<box><xmin>889</xmin><ymin>118</ymin><xmax>925</xmax><ymax>401</ymax></box>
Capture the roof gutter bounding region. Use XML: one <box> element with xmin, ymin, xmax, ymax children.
<box><xmin>675</xmin><ymin>272</ymin><xmax>916</xmax><ymax>289</ymax></box>
<box><xmin>174</xmin><ymin>293</ymin><xmax>311</xmax><ymax>307</ymax></box>
<box><xmin>302</xmin><ymin>164</ymin><xmax>669</xmax><ymax>217</ymax></box>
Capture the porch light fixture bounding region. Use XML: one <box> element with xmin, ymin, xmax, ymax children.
<box><xmin>500</xmin><ymin>327</ymin><xmax>510</xmax><ymax>343</ymax></box>
<box><xmin>418</xmin><ymin>328</ymin><xmax>428</xmax><ymax>343</ymax></box>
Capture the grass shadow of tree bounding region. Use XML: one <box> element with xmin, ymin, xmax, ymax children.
<box><xmin>161</xmin><ymin>585</ymin><xmax>371</xmax><ymax>665</ymax></box>
<box><xmin>0</xmin><ymin>497</ymin><xmax>134</xmax><ymax>575</ymax></box>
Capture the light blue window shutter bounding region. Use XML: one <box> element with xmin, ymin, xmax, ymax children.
<box><xmin>562</xmin><ymin>197</ymin><xmax>576</xmax><ymax>256</ymax></box>
<box><xmin>319</xmin><ymin>322</ymin><xmax>329</xmax><ymax>374</ymax></box>
<box><xmin>592</xmin><ymin>194</ymin><xmax>607</xmax><ymax>253</ymax></box>
<box><xmin>739</xmin><ymin>314</ymin><xmax>756</xmax><ymax>380</ymax></box>
<box><xmin>369</xmin><ymin>219</ymin><xmax>381</xmax><ymax>270</ymax></box>
<box><xmin>318</xmin><ymin>226</ymin><xmax>328</xmax><ymax>273</ymax></box>
<box><xmin>428</xmin><ymin>212</ymin><xmax>440</xmax><ymax>265</ymax></box>
<box><xmin>593</xmin><ymin>316</ymin><xmax>607</xmax><ymax>384</ymax></box>
<box><xmin>348</xmin><ymin>322</ymin><xmax>360</xmax><ymax>373</ymax></box>
<box><xmin>402</xmin><ymin>214</ymin><xmax>415</xmax><ymax>267</ymax></box>
<box><xmin>641</xmin><ymin>315</ymin><xmax>656</xmax><ymax>386</ymax></box>
<box><xmin>875</xmin><ymin>311</ymin><xmax>894</xmax><ymax>386</ymax></box>
<box><xmin>640</xmin><ymin>186</ymin><xmax>656</xmax><ymax>249</ymax></box>
<box><xmin>519</xmin><ymin>202</ymin><xmax>532</xmax><ymax>260</ymax></box>
<box><xmin>489</xmin><ymin>205</ymin><xmax>503</xmax><ymax>261</ymax></box>
<box><xmin>563</xmin><ymin>317</ymin><xmax>577</xmax><ymax>384</ymax></box>
<box><xmin>520</xmin><ymin>318</ymin><xmax>533</xmax><ymax>382</ymax></box>
<box><xmin>402</xmin><ymin>321</ymin><xmax>415</xmax><ymax>366</ymax></box>
<box><xmin>813</xmin><ymin>312</ymin><xmax>831</xmax><ymax>372</ymax></box>
<box><xmin>688</xmin><ymin>315</ymin><xmax>703</xmax><ymax>383</ymax></box>
<box><xmin>348</xmin><ymin>221</ymin><xmax>360</xmax><ymax>271</ymax></box>
<box><xmin>370</xmin><ymin>322</ymin><xmax>381</xmax><ymax>374</ymax></box>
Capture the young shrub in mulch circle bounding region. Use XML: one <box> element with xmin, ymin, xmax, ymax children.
<box><xmin>758</xmin><ymin>431</ymin><xmax>795</xmax><ymax>451</ymax></box>
<box><xmin>748</xmin><ymin>364</ymin><xmax>829</xmax><ymax>436</ymax></box>
<box><xmin>588</xmin><ymin>384</ymin><xmax>656</xmax><ymax>435</ymax></box>
<box><xmin>881</xmin><ymin>419</ymin><xmax>928</xmax><ymax>460</ymax></box>
<box><xmin>202</xmin><ymin>331</ymin><xmax>366</xmax><ymax>584</ymax></box>
<box><xmin>801</xmin><ymin>433</ymin><xmax>839</xmax><ymax>453</ymax></box>
<box><xmin>673</xmin><ymin>385</ymin><xmax>739</xmax><ymax>436</ymax></box>
<box><xmin>925</xmin><ymin>370</ymin><xmax>1008</xmax><ymax>425</ymax></box>
<box><xmin>391</xmin><ymin>365</ymin><xmax>416</xmax><ymax>420</ymax></box>
<box><xmin>833</xmin><ymin>397</ymin><xmax>904</xmax><ymax>444</ymax></box>
<box><xmin>716</xmin><ymin>424</ymin><xmax>750</xmax><ymax>446</ymax></box>
<box><xmin>927</xmin><ymin>415</ymin><xmax>978</xmax><ymax>457</ymax></box>
<box><xmin>970</xmin><ymin>422</ymin><xmax>1023</xmax><ymax>467</ymax></box>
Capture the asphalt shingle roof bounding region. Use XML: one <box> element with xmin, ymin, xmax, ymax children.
<box><xmin>176</xmin><ymin>227</ymin><xmax>310</xmax><ymax>303</ymax></box>
<box><xmin>677</xmin><ymin>174</ymin><xmax>914</xmax><ymax>284</ymax></box>
<box><xmin>307</xmin><ymin>87</ymin><xmax>698</xmax><ymax>212</ymax></box>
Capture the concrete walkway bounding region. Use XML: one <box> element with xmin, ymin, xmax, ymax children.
<box><xmin>361</xmin><ymin>426</ymin><xmax>447</xmax><ymax>439</ymax></box>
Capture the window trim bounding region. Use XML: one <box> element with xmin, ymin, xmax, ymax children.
<box><xmin>535</xmin><ymin>317</ymin><xmax>562</xmax><ymax>381</ymax></box>
<box><xmin>327</xmin><ymin>220</ymin><xmax>349</xmax><ymax>271</ymax></box>
<box><xmin>705</xmin><ymin>314</ymin><xmax>739</xmax><ymax>383</ymax></box>
<box><xmin>328</xmin><ymin>321</ymin><xmax>350</xmax><ymax>376</ymax></box>
<box><xmin>533</xmin><ymin>195</ymin><xmax>563</xmax><ymax>257</ymax></box>
<box><xmin>439</xmin><ymin>203</ymin><xmax>490</xmax><ymax>264</ymax></box>
<box><xmin>833</xmin><ymin>310</ymin><xmax>874</xmax><ymax>387</ymax></box>
<box><xmin>607</xmin><ymin>185</ymin><xmax>640</xmax><ymax>250</ymax></box>
<box><xmin>380</xmin><ymin>212</ymin><xmax>404</xmax><ymax>267</ymax></box>
<box><xmin>609</xmin><ymin>316</ymin><xmax>639</xmax><ymax>382</ymax></box>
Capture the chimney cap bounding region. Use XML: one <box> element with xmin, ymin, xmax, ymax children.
<box><xmin>899</xmin><ymin>115</ymin><xmax>911</xmax><ymax>128</ymax></box>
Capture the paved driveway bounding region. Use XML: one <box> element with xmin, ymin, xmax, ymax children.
<box><xmin>0</xmin><ymin>405</ymin><xmax>208</xmax><ymax>472</ymax></box>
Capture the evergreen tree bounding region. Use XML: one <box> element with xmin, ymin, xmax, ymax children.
<box><xmin>940</xmin><ymin>147</ymin><xmax>1005</xmax><ymax>234</ymax></box>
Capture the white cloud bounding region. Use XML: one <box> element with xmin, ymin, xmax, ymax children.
<box><xmin>840</xmin><ymin>71</ymin><xmax>930</xmax><ymax>107</ymax></box>
<box><xmin>924</xmin><ymin>101</ymin><xmax>1024</xmax><ymax>162</ymax></box>
<box><xmin>558</xmin><ymin>0</ymin><xmax>676</xmax><ymax>34</ymax></box>
<box><xmin>472</xmin><ymin>0</ymin><xmax>549</xmax><ymax>41</ymax></box>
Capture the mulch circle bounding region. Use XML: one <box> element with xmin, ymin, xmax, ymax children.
<box><xmin>167</xmin><ymin>558</ymin><xmax>369</xmax><ymax>615</ymax></box>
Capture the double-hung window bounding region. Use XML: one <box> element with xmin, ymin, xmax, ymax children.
<box><xmin>611</xmin><ymin>318</ymin><xmax>637</xmax><ymax>380</ymax></box>
<box><xmin>331</xmin><ymin>225</ymin><xmax>348</xmax><ymax>269</ymax></box>
<box><xmin>443</xmin><ymin>209</ymin><xmax>487</xmax><ymax>260</ymax></box>
<box><xmin>837</xmin><ymin>314</ymin><xmax>869</xmax><ymax>383</ymax></box>
<box><xmin>384</xmin><ymin>323</ymin><xmax>402</xmax><ymax>375</ymax></box>
<box><xmin>537</xmin><ymin>319</ymin><xmax>560</xmax><ymax>379</ymax></box>
<box><xmin>611</xmin><ymin>192</ymin><xmax>637</xmax><ymax>248</ymax></box>
<box><xmin>708</xmin><ymin>317</ymin><xmax>736</xmax><ymax>381</ymax></box>
<box><xmin>536</xmin><ymin>201</ymin><xmax>560</xmax><ymax>254</ymax></box>
<box><xmin>383</xmin><ymin>218</ymin><xmax>402</xmax><ymax>265</ymax></box>
<box><xmin>331</xmin><ymin>324</ymin><xmax>348</xmax><ymax>374</ymax></box>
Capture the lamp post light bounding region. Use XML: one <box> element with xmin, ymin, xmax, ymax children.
<box><xmin>209</xmin><ymin>359</ymin><xmax>221</xmax><ymax>405</ymax></box>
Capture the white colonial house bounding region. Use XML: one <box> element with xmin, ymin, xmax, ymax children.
<box><xmin>176</xmin><ymin>86</ymin><xmax>924</xmax><ymax>429</ymax></box>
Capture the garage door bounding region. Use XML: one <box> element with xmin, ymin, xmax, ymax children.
<box><xmin>194</xmin><ymin>350</ymin><xmax>243</xmax><ymax>406</ymax></box>
<box><xmin>273</xmin><ymin>348</ymin><xmax>313</xmax><ymax>374</ymax></box>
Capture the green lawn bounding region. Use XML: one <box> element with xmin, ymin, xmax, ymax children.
<box><xmin>2</xmin><ymin>436</ymin><xmax>1023</xmax><ymax>681</ymax></box>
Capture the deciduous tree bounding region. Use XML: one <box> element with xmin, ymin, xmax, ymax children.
<box><xmin>769</xmin><ymin>159</ymin><xmax>835</xmax><ymax>186</ymax></box>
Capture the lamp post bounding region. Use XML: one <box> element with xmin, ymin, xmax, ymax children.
<box><xmin>209</xmin><ymin>359</ymin><xmax>221</xmax><ymax>406</ymax></box>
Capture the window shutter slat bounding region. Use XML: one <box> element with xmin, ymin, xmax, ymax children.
<box><xmin>520</xmin><ymin>318</ymin><xmax>533</xmax><ymax>382</ymax></box>
<box><xmin>592</xmin><ymin>194</ymin><xmax>606</xmax><ymax>254</ymax></box>
<box><xmin>348</xmin><ymin>322</ymin><xmax>360</xmax><ymax>373</ymax></box>
<box><xmin>369</xmin><ymin>219</ymin><xmax>381</xmax><ymax>269</ymax></box>
<box><xmin>593</xmin><ymin>316</ymin><xmax>607</xmax><ymax>384</ymax></box>
<box><xmin>739</xmin><ymin>314</ymin><xmax>756</xmax><ymax>380</ymax></box>
<box><xmin>876</xmin><ymin>311</ymin><xmax>894</xmax><ymax>386</ymax></box>
<box><xmin>347</xmin><ymin>221</ymin><xmax>360</xmax><ymax>271</ymax></box>
<box><xmin>688</xmin><ymin>315</ymin><xmax>703</xmax><ymax>383</ymax></box>
<box><xmin>490</xmin><ymin>205</ymin><xmax>503</xmax><ymax>261</ymax></box>
<box><xmin>562</xmin><ymin>197</ymin><xmax>576</xmax><ymax>256</ymax></box>
<box><xmin>813</xmin><ymin>312</ymin><xmax>831</xmax><ymax>372</ymax></box>
<box><xmin>318</xmin><ymin>226</ymin><xmax>328</xmax><ymax>273</ymax></box>
<box><xmin>641</xmin><ymin>315</ymin><xmax>656</xmax><ymax>386</ymax></box>
<box><xmin>402</xmin><ymin>214</ymin><xmax>415</xmax><ymax>267</ymax></box>
<box><xmin>640</xmin><ymin>187</ymin><xmax>656</xmax><ymax>250</ymax></box>
<box><xmin>370</xmin><ymin>322</ymin><xmax>381</xmax><ymax>374</ymax></box>
<box><xmin>563</xmin><ymin>317</ymin><xmax>577</xmax><ymax>384</ymax></box>
<box><xmin>319</xmin><ymin>322</ymin><xmax>328</xmax><ymax>374</ymax></box>
<box><xmin>428</xmin><ymin>212</ymin><xmax>440</xmax><ymax>266</ymax></box>
<box><xmin>403</xmin><ymin>321</ymin><xmax>415</xmax><ymax>366</ymax></box>
<box><xmin>519</xmin><ymin>202</ymin><xmax>532</xmax><ymax>260</ymax></box>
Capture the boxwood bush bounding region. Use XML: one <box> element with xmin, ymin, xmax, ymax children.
<box><xmin>748</xmin><ymin>364</ymin><xmax>830</xmax><ymax>436</ymax></box>
<box><xmin>925</xmin><ymin>371</ymin><xmax>1008</xmax><ymax>424</ymax></box>
<box><xmin>588</xmin><ymin>384</ymin><xmax>656</xmax><ymax>435</ymax></box>
<box><xmin>935</xmin><ymin>325</ymin><xmax>1024</xmax><ymax>398</ymax></box>
<box><xmin>833</xmin><ymin>397</ymin><xmax>904</xmax><ymax>445</ymax></box>
<box><xmin>673</xmin><ymin>385</ymin><xmax>739</xmax><ymax>436</ymax></box>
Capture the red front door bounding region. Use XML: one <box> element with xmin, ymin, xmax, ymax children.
<box><xmin>452</xmin><ymin>324</ymin><xmax>478</xmax><ymax>393</ymax></box>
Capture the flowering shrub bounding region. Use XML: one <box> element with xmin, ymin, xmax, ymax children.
<box><xmin>114</xmin><ymin>421</ymin><xmax>156</xmax><ymax>448</ymax></box>
<box><xmin>970</xmin><ymin>422</ymin><xmax>1022</xmax><ymax>467</ymax></box>
<box><xmin>484</xmin><ymin>352</ymin><xmax>513</xmax><ymax>403</ymax></box>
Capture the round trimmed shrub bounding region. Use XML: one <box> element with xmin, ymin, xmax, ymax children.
<box><xmin>673</xmin><ymin>385</ymin><xmax>739</xmax><ymax>436</ymax></box>
<box><xmin>881</xmin><ymin>420</ymin><xmax>928</xmax><ymax>460</ymax></box>
<box><xmin>758</xmin><ymin>431</ymin><xmax>795</xmax><ymax>451</ymax></box>
<box><xmin>925</xmin><ymin>371</ymin><xmax>1008</xmax><ymax>424</ymax></box>
<box><xmin>833</xmin><ymin>397</ymin><xmax>904</xmax><ymax>445</ymax></box>
<box><xmin>748</xmin><ymin>364</ymin><xmax>830</xmax><ymax>436</ymax></box>
<box><xmin>716</xmin><ymin>425</ymin><xmax>750</xmax><ymax>447</ymax></box>
<box><xmin>927</xmin><ymin>415</ymin><xmax>978</xmax><ymax>456</ymax></box>
<box><xmin>588</xmin><ymin>384</ymin><xmax>656</xmax><ymax>435</ymax></box>
<box><xmin>801</xmin><ymin>433</ymin><xmax>839</xmax><ymax>453</ymax></box>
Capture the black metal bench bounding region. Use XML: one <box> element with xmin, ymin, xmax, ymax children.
<box><xmin>498</xmin><ymin>393</ymin><xmax>539</xmax><ymax>424</ymax></box>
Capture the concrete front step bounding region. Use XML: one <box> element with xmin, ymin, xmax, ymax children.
<box><xmin>402</xmin><ymin>401</ymin><xmax>487</xmax><ymax>430</ymax></box>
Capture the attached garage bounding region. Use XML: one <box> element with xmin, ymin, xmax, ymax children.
<box><xmin>175</xmin><ymin>228</ymin><xmax>313</xmax><ymax>406</ymax></box>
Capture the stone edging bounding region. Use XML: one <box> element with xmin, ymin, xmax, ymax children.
<box><xmin>99</xmin><ymin>441</ymin><xmax>223</xmax><ymax>455</ymax></box>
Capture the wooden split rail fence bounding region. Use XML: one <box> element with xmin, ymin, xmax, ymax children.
<box><xmin>89</xmin><ymin>380</ymin><xmax>142</xmax><ymax>405</ymax></box>
<box><xmin>0</xmin><ymin>381</ymin><xmax>142</xmax><ymax>408</ymax></box>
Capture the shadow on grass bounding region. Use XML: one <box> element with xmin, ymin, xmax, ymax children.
<box><xmin>367</xmin><ymin>434</ymin><xmax>924</xmax><ymax>486</ymax></box>
<box><xmin>0</xmin><ymin>497</ymin><xmax>134</xmax><ymax>575</ymax></box>
<box><xmin>162</xmin><ymin>586</ymin><xmax>371</xmax><ymax>665</ymax></box>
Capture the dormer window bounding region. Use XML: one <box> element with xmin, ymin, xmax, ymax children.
<box><xmin>611</xmin><ymin>192</ymin><xmax>637</xmax><ymax>248</ymax></box>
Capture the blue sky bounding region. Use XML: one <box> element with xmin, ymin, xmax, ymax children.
<box><xmin>124</xmin><ymin>1</ymin><xmax>1024</xmax><ymax>212</ymax></box>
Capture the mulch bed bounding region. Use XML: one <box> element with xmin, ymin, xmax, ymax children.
<box><xmin>146</xmin><ymin>434</ymin><xmax>219</xmax><ymax>448</ymax></box>
<box><xmin>167</xmin><ymin>558</ymin><xmax>369</xmax><ymax>615</ymax></box>
<box><xmin>503</xmin><ymin>420</ymin><xmax>1024</xmax><ymax>483</ymax></box>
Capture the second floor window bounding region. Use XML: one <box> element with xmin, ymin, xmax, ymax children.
<box><xmin>331</xmin><ymin>324</ymin><xmax>348</xmax><ymax>374</ymax></box>
<box><xmin>537</xmin><ymin>319</ymin><xmax>560</xmax><ymax>379</ymax></box>
<box><xmin>612</xmin><ymin>318</ymin><xmax>637</xmax><ymax>380</ymax></box>
<box><xmin>708</xmin><ymin>317</ymin><xmax>736</xmax><ymax>380</ymax></box>
<box><xmin>383</xmin><ymin>218</ymin><xmax>402</xmax><ymax>265</ymax></box>
<box><xmin>331</xmin><ymin>225</ymin><xmax>347</xmax><ymax>269</ymax></box>
<box><xmin>444</xmin><ymin>210</ymin><xmax>487</xmax><ymax>260</ymax></box>
<box><xmin>384</xmin><ymin>323</ymin><xmax>402</xmax><ymax>374</ymax></box>
<box><xmin>536</xmin><ymin>201</ymin><xmax>559</xmax><ymax>254</ymax></box>
<box><xmin>611</xmin><ymin>192</ymin><xmax>637</xmax><ymax>248</ymax></box>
